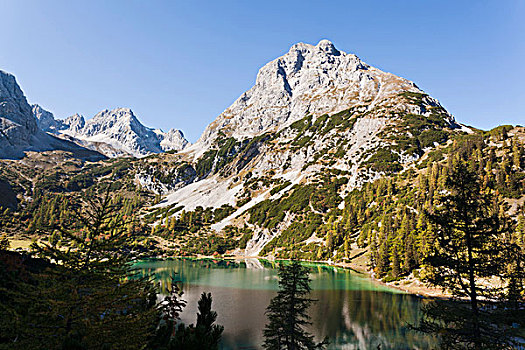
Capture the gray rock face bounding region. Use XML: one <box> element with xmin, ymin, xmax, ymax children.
<box><xmin>0</xmin><ymin>71</ymin><xmax>38</xmax><ymax>158</ymax></box>
<box><xmin>0</xmin><ymin>70</ymin><xmax>102</xmax><ymax>160</ymax></box>
<box><xmin>158</xmin><ymin>128</ymin><xmax>189</xmax><ymax>152</ymax></box>
<box><xmin>32</xmin><ymin>104</ymin><xmax>61</xmax><ymax>132</ymax></box>
<box><xmin>59</xmin><ymin>108</ymin><xmax>190</xmax><ymax>158</ymax></box>
<box><xmin>195</xmin><ymin>39</ymin><xmax>446</xmax><ymax>150</ymax></box>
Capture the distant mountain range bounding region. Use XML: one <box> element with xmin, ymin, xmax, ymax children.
<box><xmin>0</xmin><ymin>70</ymin><xmax>189</xmax><ymax>159</ymax></box>
<box><xmin>32</xmin><ymin>105</ymin><xmax>189</xmax><ymax>158</ymax></box>
<box><xmin>0</xmin><ymin>70</ymin><xmax>103</xmax><ymax>160</ymax></box>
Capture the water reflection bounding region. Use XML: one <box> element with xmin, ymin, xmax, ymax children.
<box><xmin>134</xmin><ymin>258</ymin><xmax>436</xmax><ymax>350</ymax></box>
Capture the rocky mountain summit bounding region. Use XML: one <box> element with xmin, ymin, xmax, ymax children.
<box><xmin>158</xmin><ymin>128</ymin><xmax>189</xmax><ymax>152</ymax></box>
<box><xmin>58</xmin><ymin>108</ymin><xmax>189</xmax><ymax>158</ymax></box>
<box><xmin>0</xmin><ymin>70</ymin><xmax>103</xmax><ymax>160</ymax></box>
<box><xmin>62</xmin><ymin>113</ymin><xmax>85</xmax><ymax>134</ymax></box>
<box><xmin>32</xmin><ymin>104</ymin><xmax>60</xmax><ymax>132</ymax></box>
<box><xmin>194</xmin><ymin>39</ymin><xmax>453</xmax><ymax>152</ymax></box>
<box><xmin>153</xmin><ymin>39</ymin><xmax>456</xmax><ymax>197</ymax></box>
<box><xmin>32</xmin><ymin>105</ymin><xmax>189</xmax><ymax>158</ymax></box>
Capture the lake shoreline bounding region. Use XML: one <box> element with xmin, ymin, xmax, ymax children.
<box><xmin>11</xmin><ymin>235</ymin><xmax>447</xmax><ymax>299</ymax></box>
<box><xmin>150</xmin><ymin>252</ymin><xmax>449</xmax><ymax>299</ymax></box>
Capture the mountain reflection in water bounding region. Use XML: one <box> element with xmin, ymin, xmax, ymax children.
<box><xmin>133</xmin><ymin>258</ymin><xmax>437</xmax><ymax>350</ymax></box>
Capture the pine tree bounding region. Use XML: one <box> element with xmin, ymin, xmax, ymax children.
<box><xmin>343</xmin><ymin>239</ymin><xmax>350</xmax><ymax>259</ymax></box>
<box><xmin>149</xmin><ymin>276</ymin><xmax>187</xmax><ymax>350</ymax></box>
<box><xmin>391</xmin><ymin>246</ymin><xmax>401</xmax><ymax>278</ymax></box>
<box><xmin>376</xmin><ymin>242</ymin><xmax>389</xmax><ymax>276</ymax></box>
<box><xmin>10</xmin><ymin>187</ymin><xmax>159</xmax><ymax>350</ymax></box>
<box><xmin>512</xmin><ymin>138</ymin><xmax>522</xmax><ymax>169</ymax></box>
<box><xmin>0</xmin><ymin>233</ymin><xmax>9</xmax><ymax>250</ymax></box>
<box><xmin>263</xmin><ymin>260</ymin><xmax>327</xmax><ymax>350</ymax></box>
<box><xmin>415</xmin><ymin>159</ymin><xmax>524</xmax><ymax>349</ymax></box>
<box><xmin>170</xmin><ymin>292</ymin><xmax>224</xmax><ymax>350</ymax></box>
<box><xmin>194</xmin><ymin>292</ymin><xmax>224</xmax><ymax>347</ymax></box>
<box><xmin>517</xmin><ymin>212</ymin><xmax>525</xmax><ymax>248</ymax></box>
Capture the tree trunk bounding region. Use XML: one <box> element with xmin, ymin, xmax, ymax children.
<box><xmin>465</xmin><ymin>228</ymin><xmax>481</xmax><ymax>349</ymax></box>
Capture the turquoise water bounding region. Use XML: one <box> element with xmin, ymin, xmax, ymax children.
<box><xmin>134</xmin><ymin>258</ymin><xmax>437</xmax><ymax>350</ymax></box>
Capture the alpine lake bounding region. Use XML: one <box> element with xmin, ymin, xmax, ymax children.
<box><xmin>134</xmin><ymin>258</ymin><xmax>437</xmax><ymax>350</ymax></box>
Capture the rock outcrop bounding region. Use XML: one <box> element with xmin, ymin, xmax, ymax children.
<box><xmin>0</xmin><ymin>70</ymin><xmax>103</xmax><ymax>160</ymax></box>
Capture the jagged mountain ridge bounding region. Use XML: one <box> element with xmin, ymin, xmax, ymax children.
<box><xmin>0</xmin><ymin>70</ymin><xmax>104</xmax><ymax>160</ymax></box>
<box><xmin>59</xmin><ymin>108</ymin><xmax>190</xmax><ymax>158</ymax></box>
<box><xmin>33</xmin><ymin>105</ymin><xmax>190</xmax><ymax>158</ymax></box>
<box><xmin>1</xmin><ymin>69</ymin><xmax>189</xmax><ymax>159</ymax></box>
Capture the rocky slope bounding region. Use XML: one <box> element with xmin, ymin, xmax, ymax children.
<box><xmin>142</xmin><ymin>40</ymin><xmax>459</xmax><ymax>256</ymax></box>
<box><xmin>0</xmin><ymin>70</ymin><xmax>103</xmax><ymax>160</ymax></box>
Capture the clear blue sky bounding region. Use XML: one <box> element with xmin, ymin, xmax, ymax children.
<box><xmin>1</xmin><ymin>0</ymin><xmax>523</xmax><ymax>142</ymax></box>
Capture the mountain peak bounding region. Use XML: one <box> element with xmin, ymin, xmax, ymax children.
<box><xmin>93</xmin><ymin>108</ymin><xmax>135</xmax><ymax>121</ymax></box>
<box><xmin>316</xmin><ymin>39</ymin><xmax>340</xmax><ymax>55</ymax></box>
<box><xmin>63</xmin><ymin>113</ymin><xmax>86</xmax><ymax>133</ymax></box>
<box><xmin>55</xmin><ymin>107</ymin><xmax>189</xmax><ymax>157</ymax></box>
<box><xmin>195</xmin><ymin>40</ymin><xmax>432</xmax><ymax>147</ymax></box>
<box><xmin>288</xmin><ymin>40</ymin><xmax>339</xmax><ymax>55</ymax></box>
<box><xmin>0</xmin><ymin>73</ymin><xmax>103</xmax><ymax>160</ymax></box>
<box><xmin>32</xmin><ymin>104</ymin><xmax>58</xmax><ymax>132</ymax></box>
<box><xmin>114</xmin><ymin>107</ymin><xmax>133</xmax><ymax>114</ymax></box>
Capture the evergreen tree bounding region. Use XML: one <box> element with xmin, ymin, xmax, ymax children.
<box><xmin>415</xmin><ymin>160</ymin><xmax>524</xmax><ymax>349</ymax></box>
<box><xmin>149</xmin><ymin>276</ymin><xmax>187</xmax><ymax>350</ymax></box>
<box><xmin>391</xmin><ymin>246</ymin><xmax>401</xmax><ymax>278</ymax></box>
<box><xmin>194</xmin><ymin>292</ymin><xmax>224</xmax><ymax>347</ymax></box>
<box><xmin>3</xmin><ymin>187</ymin><xmax>158</xmax><ymax>349</ymax></box>
<box><xmin>0</xmin><ymin>233</ymin><xmax>9</xmax><ymax>250</ymax></box>
<box><xmin>170</xmin><ymin>292</ymin><xmax>224</xmax><ymax>350</ymax></box>
<box><xmin>263</xmin><ymin>260</ymin><xmax>327</xmax><ymax>350</ymax></box>
<box><xmin>512</xmin><ymin>138</ymin><xmax>522</xmax><ymax>169</ymax></box>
